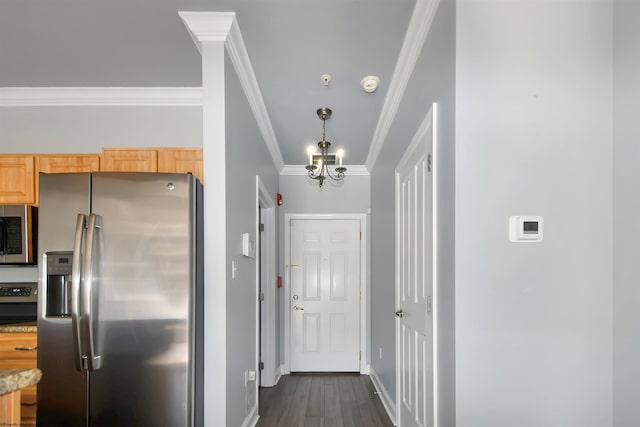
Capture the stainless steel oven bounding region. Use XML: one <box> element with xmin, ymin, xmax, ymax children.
<box><xmin>0</xmin><ymin>282</ymin><xmax>37</xmax><ymax>325</ymax></box>
<box><xmin>0</xmin><ymin>204</ymin><xmax>37</xmax><ymax>264</ymax></box>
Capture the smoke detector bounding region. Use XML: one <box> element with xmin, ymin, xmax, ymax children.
<box><xmin>361</xmin><ymin>75</ymin><xmax>380</xmax><ymax>93</ymax></box>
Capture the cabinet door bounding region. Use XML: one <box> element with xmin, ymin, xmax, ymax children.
<box><xmin>158</xmin><ymin>148</ymin><xmax>203</xmax><ymax>182</ymax></box>
<box><xmin>37</xmin><ymin>154</ymin><xmax>100</xmax><ymax>174</ymax></box>
<box><xmin>0</xmin><ymin>155</ymin><xmax>36</xmax><ymax>204</ymax></box>
<box><xmin>101</xmin><ymin>148</ymin><xmax>158</xmax><ymax>172</ymax></box>
<box><xmin>0</xmin><ymin>332</ymin><xmax>38</xmax><ymax>424</ymax></box>
<box><xmin>36</xmin><ymin>154</ymin><xmax>101</xmax><ymax>205</ymax></box>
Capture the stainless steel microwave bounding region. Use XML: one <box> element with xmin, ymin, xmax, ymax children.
<box><xmin>0</xmin><ymin>204</ymin><xmax>37</xmax><ymax>264</ymax></box>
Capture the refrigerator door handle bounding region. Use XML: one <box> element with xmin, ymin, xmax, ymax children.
<box><xmin>83</xmin><ymin>213</ymin><xmax>103</xmax><ymax>371</ymax></box>
<box><xmin>71</xmin><ymin>213</ymin><xmax>88</xmax><ymax>371</ymax></box>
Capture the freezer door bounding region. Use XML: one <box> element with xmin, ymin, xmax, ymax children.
<box><xmin>37</xmin><ymin>173</ymin><xmax>90</xmax><ymax>427</ymax></box>
<box><xmin>88</xmin><ymin>173</ymin><xmax>197</xmax><ymax>427</ymax></box>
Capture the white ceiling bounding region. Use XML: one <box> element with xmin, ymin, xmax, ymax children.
<box><xmin>0</xmin><ymin>0</ymin><xmax>417</xmax><ymax>166</ymax></box>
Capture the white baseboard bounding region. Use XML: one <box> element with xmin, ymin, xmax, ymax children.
<box><xmin>273</xmin><ymin>365</ymin><xmax>283</xmax><ymax>385</ymax></box>
<box><xmin>361</xmin><ymin>363</ymin><xmax>371</xmax><ymax>375</ymax></box>
<box><xmin>240</xmin><ymin>403</ymin><xmax>259</xmax><ymax>427</ymax></box>
<box><xmin>369</xmin><ymin>366</ymin><xmax>397</xmax><ymax>426</ymax></box>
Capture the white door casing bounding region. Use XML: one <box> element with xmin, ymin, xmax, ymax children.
<box><xmin>396</xmin><ymin>103</ymin><xmax>438</xmax><ymax>427</ymax></box>
<box><xmin>257</xmin><ymin>176</ymin><xmax>277</xmax><ymax>388</ymax></box>
<box><xmin>289</xmin><ymin>218</ymin><xmax>361</xmax><ymax>372</ymax></box>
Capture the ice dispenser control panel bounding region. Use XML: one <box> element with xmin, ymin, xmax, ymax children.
<box><xmin>46</xmin><ymin>251</ymin><xmax>73</xmax><ymax>317</ymax></box>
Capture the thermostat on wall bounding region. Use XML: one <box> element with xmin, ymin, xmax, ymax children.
<box><xmin>509</xmin><ymin>216</ymin><xmax>543</xmax><ymax>242</ymax></box>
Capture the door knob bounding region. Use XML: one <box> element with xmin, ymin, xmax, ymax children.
<box><xmin>293</xmin><ymin>306</ymin><xmax>305</xmax><ymax>311</ymax></box>
<box><xmin>395</xmin><ymin>309</ymin><xmax>405</xmax><ymax>318</ymax></box>
<box><xmin>292</xmin><ymin>294</ymin><xmax>299</xmax><ymax>300</ymax></box>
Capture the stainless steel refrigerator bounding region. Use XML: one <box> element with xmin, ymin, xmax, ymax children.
<box><xmin>37</xmin><ymin>172</ymin><xmax>203</xmax><ymax>427</ymax></box>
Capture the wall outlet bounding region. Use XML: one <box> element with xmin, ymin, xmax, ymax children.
<box><xmin>379</xmin><ymin>347</ymin><xmax>383</xmax><ymax>359</ymax></box>
<box><xmin>247</xmin><ymin>370</ymin><xmax>256</xmax><ymax>382</ymax></box>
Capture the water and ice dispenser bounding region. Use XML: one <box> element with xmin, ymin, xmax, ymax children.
<box><xmin>46</xmin><ymin>251</ymin><xmax>73</xmax><ymax>317</ymax></box>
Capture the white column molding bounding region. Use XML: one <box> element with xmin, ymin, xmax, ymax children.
<box><xmin>180</xmin><ymin>11</ymin><xmax>230</xmax><ymax>427</ymax></box>
<box><xmin>179</xmin><ymin>11</ymin><xmax>235</xmax><ymax>53</ymax></box>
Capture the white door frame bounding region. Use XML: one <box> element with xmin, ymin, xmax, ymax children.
<box><xmin>283</xmin><ymin>213</ymin><xmax>369</xmax><ymax>374</ymax></box>
<box><xmin>395</xmin><ymin>103</ymin><xmax>439</xmax><ymax>426</ymax></box>
<box><xmin>256</xmin><ymin>176</ymin><xmax>278</xmax><ymax>388</ymax></box>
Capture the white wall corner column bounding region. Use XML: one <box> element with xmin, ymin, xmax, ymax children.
<box><xmin>179</xmin><ymin>11</ymin><xmax>234</xmax><ymax>426</ymax></box>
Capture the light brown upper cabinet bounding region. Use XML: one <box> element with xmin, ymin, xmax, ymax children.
<box><xmin>0</xmin><ymin>155</ymin><xmax>36</xmax><ymax>204</ymax></box>
<box><xmin>36</xmin><ymin>154</ymin><xmax>101</xmax><ymax>205</ymax></box>
<box><xmin>101</xmin><ymin>148</ymin><xmax>158</xmax><ymax>172</ymax></box>
<box><xmin>37</xmin><ymin>154</ymin><xmax>101</xmax><ymax>174</ymax></box>
<box><xmin>158</xmin><ymin>148</ymin><xmax>204</xmax><ymax>182</ymax></box>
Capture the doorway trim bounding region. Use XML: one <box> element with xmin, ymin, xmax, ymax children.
<box><xmin>256</xmin><ymin>176</ymin><xmax>278</xmax><ymax>389</ymax></box>
<box><xmin>283</xmin><ymin>213</ymin><xmax>369</xmax><ymax>374</ymax></box>
<box><xmin>395</xmin><ymin>103</ymin><xmax>439</xmax><ymax>426</ymax></box>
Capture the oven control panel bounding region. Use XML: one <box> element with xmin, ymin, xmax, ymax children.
<box><xmin>0</xmin><ymin>282</ymin><xmax>38</xmax><ymax>303</ymax></box>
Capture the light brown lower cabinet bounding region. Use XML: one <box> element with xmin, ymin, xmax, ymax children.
<box><xmin>0</xmin><ymin>332</ymin><xmax>38</xmax><ymax>425</ymax></box>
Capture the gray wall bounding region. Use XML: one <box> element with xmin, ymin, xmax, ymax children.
<box><xmin>369</xmin><ymin>0</ymin><xmax>456</xmax><ymax>424</ymax></box>
<box><xmin>0</xmin><ymin>106</ymin><xmax>202</xmax><ymax>152</ymax></box>
<box><xmin>278</xmin><ymin>174</ymin><xmax>370</xmax><ymax>214</ymax></box>
<box><xmin>456</xmin><ymin>1</ymin><xmax>613</xmax><ymax>426</ymax></box>
<box><xmin>0</xmin><ymin>105</ymin><xmax>201</xmax><ymax>286</ymax></box>
<box><xmin>224</xmin><ymin>52</ymin><xmax>279</xmax><ymax>427</ymax></box>
<box><xmin>613</xmin><ymin>1</ymin><xmax>640</xmax><ymax>425</ymax></box>
<box><xmin>277</xmin><ymin>173</ymin><xmax>370</xmax><ymax>366</ymax></box>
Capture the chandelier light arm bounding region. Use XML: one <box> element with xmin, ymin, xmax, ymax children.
<box><xmin>304</xmin><ymin>107</ymin><xmax>347</xmax><ymax>187</ymax></box>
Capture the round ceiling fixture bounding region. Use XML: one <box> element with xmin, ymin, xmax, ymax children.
<box><xmin>361</xmin><ymin>75</ymin><xmax>380</xmax><ymax>93</ymax></box>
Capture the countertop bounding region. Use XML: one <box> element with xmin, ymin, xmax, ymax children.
<box><xmin>0</xmin><ymin>322</ymin><xmax>37</xmax><ymax>333</ymax></box>
<box><xmin>0</xmin><ymin>369</ymin><xmax>42</xmax><ymax>396</ymax></box>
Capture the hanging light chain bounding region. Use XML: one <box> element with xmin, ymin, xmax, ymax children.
<box><xmin>305</xmin><ymin>107</ymin><xmax>347</xmax><ymax>187</ymax></box>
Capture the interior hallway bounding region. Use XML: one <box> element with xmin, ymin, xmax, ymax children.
<box><xmin>257</xmin><ymin>373</ymin><xmax>393</xmax><ymax>427</ymax></box>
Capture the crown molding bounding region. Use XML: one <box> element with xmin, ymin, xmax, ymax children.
<box><xmin>280</xmin><ymin>165</ymin><xmax>369</xmax><ymax>176</ymax></box>
<box><xmin>180</xmin><ymin>11</ymin><xmax>285</xmax><ymax>172</ymax></box>
<box><xmin>0</xmin><ymin>87</ymin><xmax>203</xmax><ymax>106</ymax></box>
<box><xmin>224</xmin><ymin>16</ymin><xmax>285</xmax><ymax>172</ymax></box>
<box><xmin>364</xmin><ymin>0</ymin><xmax>440</xmax><ymax>172</ymax></box>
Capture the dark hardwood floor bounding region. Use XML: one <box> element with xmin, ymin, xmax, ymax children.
<box><xmin>256</xmin><ymin>373</ymin><xmax>394</xmax><ymax>427</ymax></box>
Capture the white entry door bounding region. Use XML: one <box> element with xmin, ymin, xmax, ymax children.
<box><xmin>290</xmin><ymin>219</ymin><xmax>361</xmax><ymax>372</ymax></box>
<box><xmin>396</xmin><ymin>104</ymin><xmax>436</xmax><ymax>427</ymax></box>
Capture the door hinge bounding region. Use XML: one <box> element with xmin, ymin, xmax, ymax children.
<box><xmin>427</xmin><ymin>295</ymin><xmax>432</xmax><ymax>315</ymax></box>
<box><xmin>427</xmin><ymin>153</ymin><xmax>433</xmax><ymax>172</ymax></box>
<box><xmin>359</xmin><ymin>351</ymin><xmax>362</xmax><ymax>361</ymax></box>
<box><xmin>259</xmin><ymin>292</ymin><xmax>265</xmax><ymax>302</ymax></box>
<box><xmin>259</xmin><ymin>223</ymin><xmax>265</xmax><ymax>232</ymax></box>
<box><xmin>259</xmin><ymin>361</ymin><xmax>264</xmax><ymax>370</ymax></box>
<box><xmin>359</xmin><ymin>231</ymin><xmax>362</xmax><ymax>240</ymax></box>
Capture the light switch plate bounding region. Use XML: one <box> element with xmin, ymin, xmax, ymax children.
<box><xmin>242</xmin><ymin>233</ymin><xmax>256</xmax><ymax>258</ymax></box>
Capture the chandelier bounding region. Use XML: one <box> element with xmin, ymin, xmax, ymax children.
<box><xmin>305</xmin><ymin>107</ymin><xmax>347</xmax><ymax>187</ymax></box>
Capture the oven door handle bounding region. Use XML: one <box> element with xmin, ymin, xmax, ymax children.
<box><xmin>71</xmin><ymin>214</ymin><xmax>87</xmax><ymax>371</ymax></box>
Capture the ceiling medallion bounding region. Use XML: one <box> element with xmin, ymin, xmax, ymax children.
<box><xmin>305</xmin><ymin>107</ymin><xmax>347</xmax><ymax>188</ymax></box>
